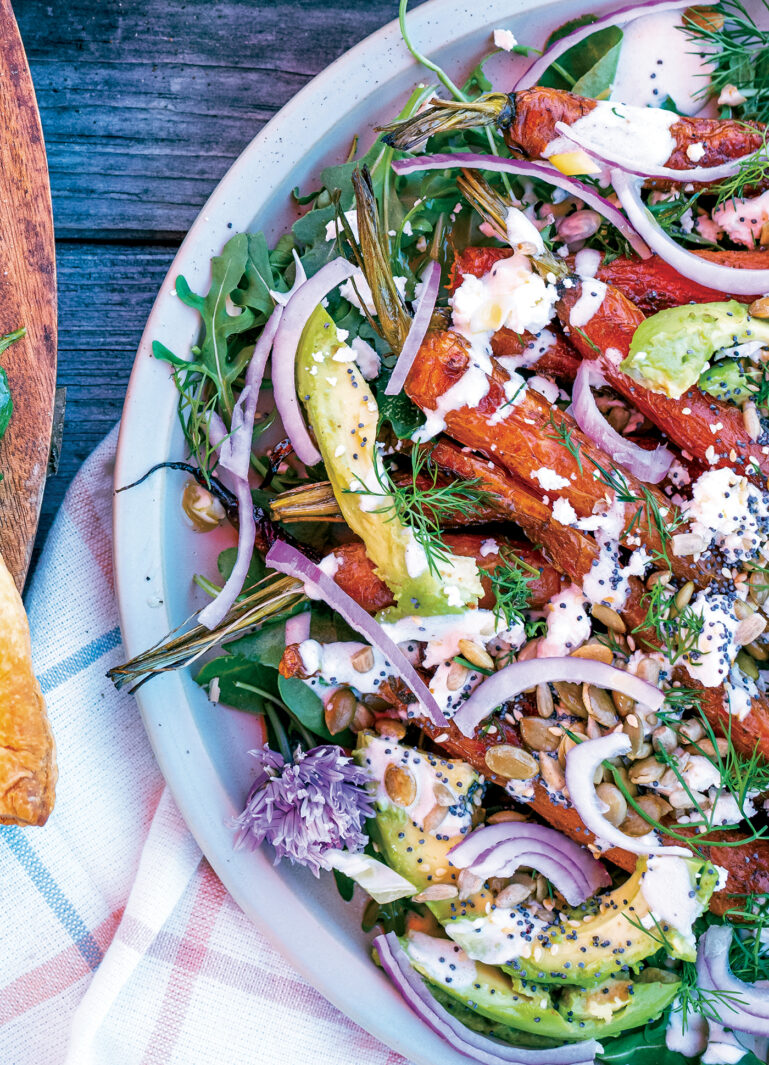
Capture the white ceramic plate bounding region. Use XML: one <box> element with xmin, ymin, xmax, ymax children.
<box><xmin>112</xmin><ymin>2</ymin><xmax>643</xmax><ymax>1059</ymax></box>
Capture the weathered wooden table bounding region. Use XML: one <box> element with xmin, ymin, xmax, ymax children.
<box><xmin>17</xmin><ymin>0</ymin><xmax>421</xmax><ymax>576</ymax></box>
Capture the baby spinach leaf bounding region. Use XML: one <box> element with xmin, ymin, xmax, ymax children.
<box><xmin>216</xmin><ymin>545</ymin><xmax>267</xmax><ymax>588</ymax></box>
<box><xmin>332</xmin><ymin>868</ymin><xmax>356</xmax><ymax>902</ymax></box>
<box><xmin>277</xmin><ymin>674</ymin><xmax>352</xmax><ymax>745</ymax></box>
<box><xmin>196</xmin><ymin>654</ymin><xmax>280</xmax><ymax>712</ymax></box>
<box><xmin>540</xmin><ymin>19</ymin><xmax>623</xmax><ymax>100</ymax></box>
<box><xmin>377</xmin><ymin>386</ymin><xmax>425</xmax><ymax>439</ymax></box>
<box><xmin>226</xmin><ymin>616</ymin><xmax>297</xmax><ymax>669</ymax></box>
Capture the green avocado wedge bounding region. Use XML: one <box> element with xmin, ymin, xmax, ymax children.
<box><xmin>295</xmin><ymin>305</ymin><xmax>483</xmax><ymax>618</ymax></box>
<box><xmin>357</xmin><ymin>734</ymin><xmax>719</xmax><ymax>988</ymax></box>
<box><xmin>399</xmin><ymin>931</ymin><xmax>680</xmax><ymax>1043</ymax></box>
<box><xmin>621</xmin><ymin>300</ymin><xmax>769</xmax><ymax>400</ymax></box>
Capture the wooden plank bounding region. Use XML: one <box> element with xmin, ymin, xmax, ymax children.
<box><xmin>18</xmin><ymin>0</ymin><xmax>423</xmax><ymax>241</ymax></box>
<box><xmin>0</xmin><ymin>0</ymin><xmax>57</xmax><ymax>589</ymax></box>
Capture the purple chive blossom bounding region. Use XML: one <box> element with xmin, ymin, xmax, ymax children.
<box><xmin>233</xmin><ymin>744</ymin><xmax>375</xmax><ymax>876</ymax></box>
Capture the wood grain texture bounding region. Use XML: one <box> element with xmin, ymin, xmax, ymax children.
<box><xmin>0</xmin><ymin>0</ymin><xmax>56</xmax><ymax>589</ymax></box>
<box><xmin>14</xmin><ymin>0</ymin><xmax>426</xmax><ymax>575</ymax></box>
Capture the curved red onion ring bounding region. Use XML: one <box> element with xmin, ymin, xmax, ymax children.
<box><xmin>391</xmin><ymin>153</ymin><xmax>650</xmax><ymax>259</ymax></box>
<box><xmin>612</xmin><ymin>169</ymin><xmax>769</xmax><ymax>295</ymax></box>
<box><xmin>573</xmin><ymin>362</ymin><xmax>673</xmax><ymax>484</ymax></box>
<box><xmin>199</xmin><ymin>426</ymin><xmax>257</xmax><ymax>630</ymax></box>
<box><xmin>553</xmin><ymin>120</ymin><xmax>762</xmax><ymax>184</ymax></box>
<box><xmin>374</xmin><ymin>932</ymin><xmax>600</xmax><ymax>1065</ymax></box>
<box><xmin>265</xmin><ymin>540</ymin><xmax>448</xmax><ymax>727</ymax></box>
<box><xmin>564</xmin><ymin>732</ymin><xmax>690</xmax><ymax>856</ymax></box>
<box><xmin>513</xmin><ymin>0</ymin><xmax>689</xmax><ymax>91</ymax></box>
<box><xmin>448</xmin><ymin>822</ymin><xmax>610</xmax><ymax>906</ymax></box>
<box><xmin>272</xmin><ymin>256</ymin><xmax>357</xmax><ymax>465</ymax></box>
<box><xmin>697</xmin><ymin>925</ymin><xmax>769</xmax><ymax>1037</ymax></box>
<box><xmin>451</xmin><ymin>657</ymin><xmax>663</xmax><ymax>738</ymax></box>
<box><xmin>385</xmin><ymin>259</ymin><xmax>441</xmax><ymax>396</ymax></box>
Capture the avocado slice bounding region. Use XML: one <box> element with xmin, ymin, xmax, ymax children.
<box><xmin>296</xmin><ymin>306</ymin><xmax>483</xmax><ymax>618</ymax></box>
<box><xmin>400</xmin><ymin>930</ymin><xmax>680</xmax><ymax>1042</ymax></box>
<box><xmin>698</xmin><ymin>357</ymin><xmax>759</xmax><ymax>405</ymax></box>
<box><xmin>621</xmin><ymin>300</ymin><xmax>769</xmax><ymax>400</ymax></box>
<box><xmin>358</xmin><ymin>734</ymin><xmax>719</xmax><ymax>987</ymax></box>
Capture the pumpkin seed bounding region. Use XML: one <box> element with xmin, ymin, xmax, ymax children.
<box><xmin>557</xmin><ymin>732</ymin><xmax>586</xmax><ymax>769</ymax></box>
<box><xmin>629</xmin><ymin>740</ymin><xmax>653</xmax><ymax>761</ymax></box>
<box><xmin>385</xmin><ymin>763</ymin><xmax>417</xmax><ymax>806</ymax></box>
<box><xmin>446</xmin><ymin>660</ymin><xmax>469</xmax><ymax>691</ymax></box>
<box><xmin>623</xmin><ymin>713</ymin><xmax>646</xmax><ymax>757</ymax></box>
<box><xmin>536</xmin><ymin>683</ymin><xmax>554</xmax><ymax>718</ymax></box>
<box><xmin>351</xmin><ymin>703</ymin><xmax>375</xmax><ymax>733</ymax></box>
<box><xmin>749</xmin><ymin>295</ymin><xmax>769</xmax><ymax>318</ymax></box>
<box><xmin>519</xmin><ymin>716</ymin><xmax>561</xmax><ymax>752</ymax></box>
<box><xmin>414</xmin><ymin>884</ymin><xmax>459</xmax><ymax>902</ymax></box>
<box><xmin>595</xmin><ymin>782</ymin><xmax>627</xmax><ymax>827</ymax></box>
<box><xmin>535</xmin><ymin>874</ymin><xmax>549</xmax><ymax>902</ymax></box>
<box><xmin>591</xmin><ymin>603</ymin><xmax>627</xmax><ymax>633</ymax></box>
<box><xmin>678</xmin><ymin>718</ymin><xmax>705</xmax><ymax>744</ymax></box>
<box><xmin>691</xmin><ymin>737</ymin><xmax>729</xmax><ymax>758</ymax></box>
<box><xmin>736</xmin><ymin>613</ymin><xmax>767</xmax><ymax>646</ymax></box>
<box><xmin>613</xmin><ymin>763</ymin><xmax>638</xmax><ymax>797</ymax></box>
<box><xmin>652</xmin><ymin>725</ymin><xmax>677</xmax><ymax>754</ymax></box>
<box><xmin>734</xmin><ymin>599</ymin><xmax>755</xmax><ymax>621</ymax></box>
<box><xmin>583</xmin><ymin>684</ymin><xmax>619</xmax><ymax>728</ymax></box>
<box><xmin>485</xmin><ymin>745</ymin><xmax>538</xmax><ymax>779</ymax></box>
<box><xmin>324</xmin><ymin>687</ymin><xmax>357</xmax><ymax>735</ymax></box>
<box><xmin>553</xmin><ymin>681</ymin><xmax>588</xmax><ymax>717</ymax></box>
<box><xmin>458</xmin><ymin>639</ymin><xmax>495</xmax><ymax>672</ymax></box>
<box><xmin>539</xmin><ymin>751</ymin><xmax>566</xmax><ymax>793</ymax></box>
<box><xmin>612</xmin><ymin>690</ymin><xmax>636</xmax><ymax>718</ymax></box>
<box><xmin>619</xmin><ymin>795</ymin><xmax>670</xmax><ymax>836</ymax></box>
<box><xmin>571</xmin><ymin>641</ymin><xmax>613</xmax><ymax>665</ymax></box>
<box><xmin>495</xmin><ymin>882</ymin><xmax>533</xmax><ymax>907</ymax></box>
<box><xmin>487</xmin><ymin>809</ymin><xmax>528</xmax><ymax>824</ymax></box>
<box><xmin>636</xmin><ymin>656</ymin><xmax>661</xmax><ymax>685</ymax></box>
<box><xmin>745</xmin><ymin>639</ymin><xmax>769</xmax><ymax>661</ymax></box>
<box><xmin>517</xmin><ymin>638</ymin><xmax>541</xmax><ymax>662</ymax></box>
<box><xmin>351</xmin><ymin>646</ymin><xmax>375</xmax><ymax>672</ymax></box>
<box><xmin>749</xmin><ymin>570</ymin><xmax>769</xmax><ymax>606</ymax></box>
<box><xmin>737</xmin><ymin>649</ymin><xmax>760</xmax><ymax>680</ymax></box>
<box><xmin>646</xmin><ymin>569</ymin><xmax>671</xmax><ymax>589</ymax></box>
<box><xmin>375</xmin><ymin>718</ymin><xmax>406</xmax><ymax>740</ymax></box>
<box><xmin>422</xmin><ymin>805</ymin><xmax>448</xmax><ymax>833</ymax></box>
<box><xmin>628</xmin><ymin>756</ymin><xmax>665</xmax><ymax>787</ymax></box>
<box><xmin>675</xmin><ymin>581</ymin><xmax>695</xmax><ymax>612</ymax></box>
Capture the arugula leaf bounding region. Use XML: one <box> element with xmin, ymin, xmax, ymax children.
<box><xmin>231</xmin><ymin>232</ymin><xmax>285</xmax><ymax>320</ymax></box>
<box><xmin>175</xmin><ymin>232</ymin><xmax>257</xmax><ymax>409</ymax></box>
<box><xmin>377</xmin><ymin>385</ymin><xmax>425</xmax><ymax>439</ymax></box>
<box><xmin>0</xmin><ymin>367</ymin><xmax>11</xmax><ymax>439</ymax></box>
<box><xmin>226</xmin><ymin>617</ymin><xmax>298</xmax><ymax>669</ymax></box>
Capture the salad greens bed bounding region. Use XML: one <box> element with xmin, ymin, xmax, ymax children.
<box><xmin>111</xmin><ymin>2</ymin><xmax>769</xmax><ymax>1064</ymax></box>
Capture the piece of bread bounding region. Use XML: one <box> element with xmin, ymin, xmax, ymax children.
<box><xmin>0</xmin><ymin>551</ymin><xmax>56</xmax><ymax>825</ymax></box>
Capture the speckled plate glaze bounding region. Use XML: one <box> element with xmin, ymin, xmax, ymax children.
<box><xmin>113</xmin><ymin>2</ymin><xmax>642</xmax><ymax>1059</ymax></box>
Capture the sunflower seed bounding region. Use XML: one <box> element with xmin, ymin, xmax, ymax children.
<box><xmin>458</xmin><ymin>639</ymin><xmax>495</xmax><ymax>672</ymax></box>
<box><xmin>591</xmin><ymin>603</ymin><xmax>626</xmax><ymax>633</ymax></box>
<box><xmin>414</xmin><ymin>884</ymin><xmax>459</xmax><ymax>902</ymax></box>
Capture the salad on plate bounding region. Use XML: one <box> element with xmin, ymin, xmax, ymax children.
<box><xmin>113</xmin><ymin>2</ymin><xmax>769</xmax><ymax>1062</ymax></box>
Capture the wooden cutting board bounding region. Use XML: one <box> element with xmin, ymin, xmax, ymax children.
<box><xmin>0</xmin><ymin>0</ymin><xmax>57</xmax><ymax>591</ymax></box>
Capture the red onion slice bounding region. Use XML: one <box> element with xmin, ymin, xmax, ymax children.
<box><xmin>612</xmin><ymin>169</ymin><xmax>769</xmax><ymax>295</ymax></box>
<box><xmin>199</xmin><ymin>470</ymin><xmax>257</xmax><ymax>631</ymax></box>
<box><xmin>564</xmin><ymin>732</ymin><xmax>691</xmax><ymax>856</ymax></box>
<box><xmin>448</xmin><ymin>822</ymin><xmax>610</xmax><ymax>906</ymax></box>
<box><xmin>265</xmin><ymin>540</ymin><xmax>448</xmax><ymax>727</ymax></box>
<box><xmin>392</xmin><ymin>153</ymin><xmax>650</xmax><ymax>259</ymax></box>
<box><xmin>452</xmin><ymin>657</ymin><xmax>663</xmax><ymax>738</ymax></box>
<box><xmin>513</xmin><ymin>0</ymin><xmax>689</xmax><ymax>91</ymax></box>
<box><xmin>374</xmin><ymin>932</ymin><xmax>600</xmax><ymax>1065</ymax></box>
<box><xmin>553</xmin><ymin>120</ymin><xmax>761</xmax><ymax>184</ymax></box>
<box><xmin>572</xmin><ymin>362</ymin><xmax>673</xmax><ymax>483</ymax></box>
<box><xmin>272</xmin><ymin>256</ymin><xmax>357</xmax><ymax>465</ymax></box>
<box><xmin>697</xmin><ymin>926</ymin><xmax>769</xmax><ymax>1037</ymax></box>
<box><xmin>385</xmin><ymin>260</ymin><xmax>441</xmax><ymax>396</ymax></box>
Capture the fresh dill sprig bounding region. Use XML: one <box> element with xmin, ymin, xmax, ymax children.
<box><xmin>684</xmin><ymin>0</ymin><xmax>769</xmax><ymax>124</ymax></box>
<box><xmin>634</xmin><ymin>580</ymin><xmax>705</xmax><ymax>664</ymax></box>
<box><xmin>546</xmin><ymin>411</ymin><xmax>583</xmax><ymax>473</ymax></box>
<box><xmin>723</xmin><ymin>893</ymin><xmax>769</xmax><ymax>984</ymax></box>
<box><xmin>712</xmin><ymin>125</ymin><xmax>769</xmax><ymax>207</ymax></box>
<box><xmin>487</xmin><ymin>547</ymin><xmax>540</xmax><ymax>630</ymax></box>
<box><xmin>348</xmin><ymin>444</ymin><xmax>491</xmax><ymax>578</ymax></box>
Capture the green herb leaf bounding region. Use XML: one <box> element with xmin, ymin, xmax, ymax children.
<box><xmin>377</xmin><ymin>388</ymin><xmax>426</xmax><ymax>438</ymax></box>
<box><xmin>196</xmin><ymin>654</ymin><xmax>280</xmax><ymax>712</ymax></box>
<box><xmin>217</xmin><ymin>545</ymin><xmax>267</xmax><ymax>588</ymax></box>
<box><xmin>277</xmin><ymin>674</ymin><xmax>352</xmax><ymax>745</ymax></box>
<box><xmin>231</xmin><ymin>232</ymin><xmax>285</xmax><ymax>319</ymax></box>
<box><xmin>0</xmin><ymin>367</ymin><xmax>12</xmax><ymax>439</ymax></box>
<box><xmin>333</xmin><ymin>868</ymin><xmax>356</xmax><ymax>902</ymax></box>
<box><xmin>540</xmin><ymin>19</ymin><xmax>623</xmax><ymax>100</ymax></box>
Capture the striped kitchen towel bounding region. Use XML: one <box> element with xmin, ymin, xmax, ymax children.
<box><xmin>0</xmin><ymin>427</ymin><xmax>408</xmax><ymax>1065</ymax></box>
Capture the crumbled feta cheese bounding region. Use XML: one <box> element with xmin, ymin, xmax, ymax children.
<box><xmin>552</xmin><ymin>497</ymin><xmax>578</xmax><ymax>526</ymax></box>
<box><xmin>686</xmin><ymin>141</ymin><xmax>706</xmax><ymax>162</ymax></box>
<box><xmin>493</xmin><ymin>27</ymin><xmax>518</xmax><ymax>50</ymax></box>
<box><xmin>540</xmin><ymin>584</ymin><xmax>591</xmax><ymax>656</ymax></box>
<box><xmin>684</xmin><ymin>467</ymin><xmax>769</xmax><ymax>564</ymax></box>
<box><xmin>530</xmin><ymin>467</ymin><xmax>571</xmax><ymax>491</ymax></box>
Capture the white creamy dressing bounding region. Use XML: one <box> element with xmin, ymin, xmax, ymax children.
<box><xmin>574</xmin><ymin>248</ymin><xmax>602</xmax><ymax>278</ymax></box>
<box><xmin>444</xmin><ymin>903</ymin><xmax>550</xmax><ymax>966</ymax></box>
<box><xmin>666</xmin><ymin>1004</ymin><xmax>708</xmax><ymax>1058</ymax></box>
<box><xmin>497</xmin><ymin>329</ymin><xmax>558</xmax><ymax>375</ymax></box>
<box><xmin>539</xmin><ymin>583</ymin><xmax>591</xmax><ymax>656</ymax></box>
<box><xmin>582</xmin><ymin>540</ymin><xmax>631</xmax><ymax>610</ymax></box>
<box><xmin>528</xmin><ymin>375</ymin><xmax>560</xmax><ymax>404</ymax></box>
<box><xmin>412</xmin><ymin>360</ymin><xmax>491</xmax><ymax>442</ymax></box>
<box><xmin>682</xmin><ymin>592</ymin><xmax>741</xmax><ymax>688</ymax></box>
<box><xmin>544</xmin><ymin>100</ymin><xmax>678</xmax><ymax>170</ymax></box>
<box><xmin>684</xmin><ymin>468</ymin><xmax>769</xmax><ymax>564</ymax></box>
<box><xmin>350</xmin><ymin>336</ymin><xmax>380</xmax><ymax>381</ymax></box>
<box><xmin>725</xmin><ymin>663</ymin><xmax>758</xmax><ymax>722</ymax></box>
<box><xmin>610</xmin><ymin>10</ymin><xmax>715</xmax><ymax>114</ymax></box>
<box><xmin>406</xmin><ymin>931</ymin><xmax>478</xmax><ymax>989</ymax></box>
<box><xmin>361</xmin><ymin>735</ymin><xmax>476</xmax><ymax>838</ymax></box>
<box><xmin>429</xmin><ymin>658</ymin><xmax>486</xmax><ymax>715</ymax></box>
<box><xmin>298</xmin><ymin>639</ymin><xmax>391</xmax><ymax>695</ymax></box>
<box><xmin>713</xmin><ymin>189</ymin><xmax>769</xmax><ymax>248</ymax></box>
<box><xmin>383</xmin><ymin>608</ymin><xmax>508</xmax><ymax>669</ymax></box>
<box><xmin>641</xmin><ymin>856</ymin><xmax>704</xmax><ymax>951</ymax></box>
<box><xmin>569</xmin><ymin>280</ymin><xmax>608</xmax><ymax>329</ymax></box>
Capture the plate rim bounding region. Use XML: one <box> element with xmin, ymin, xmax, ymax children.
<box><xmin>112</xmin><ymin>1</ymin><xmax>591</xmax><ymax>1060</ymax></box>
